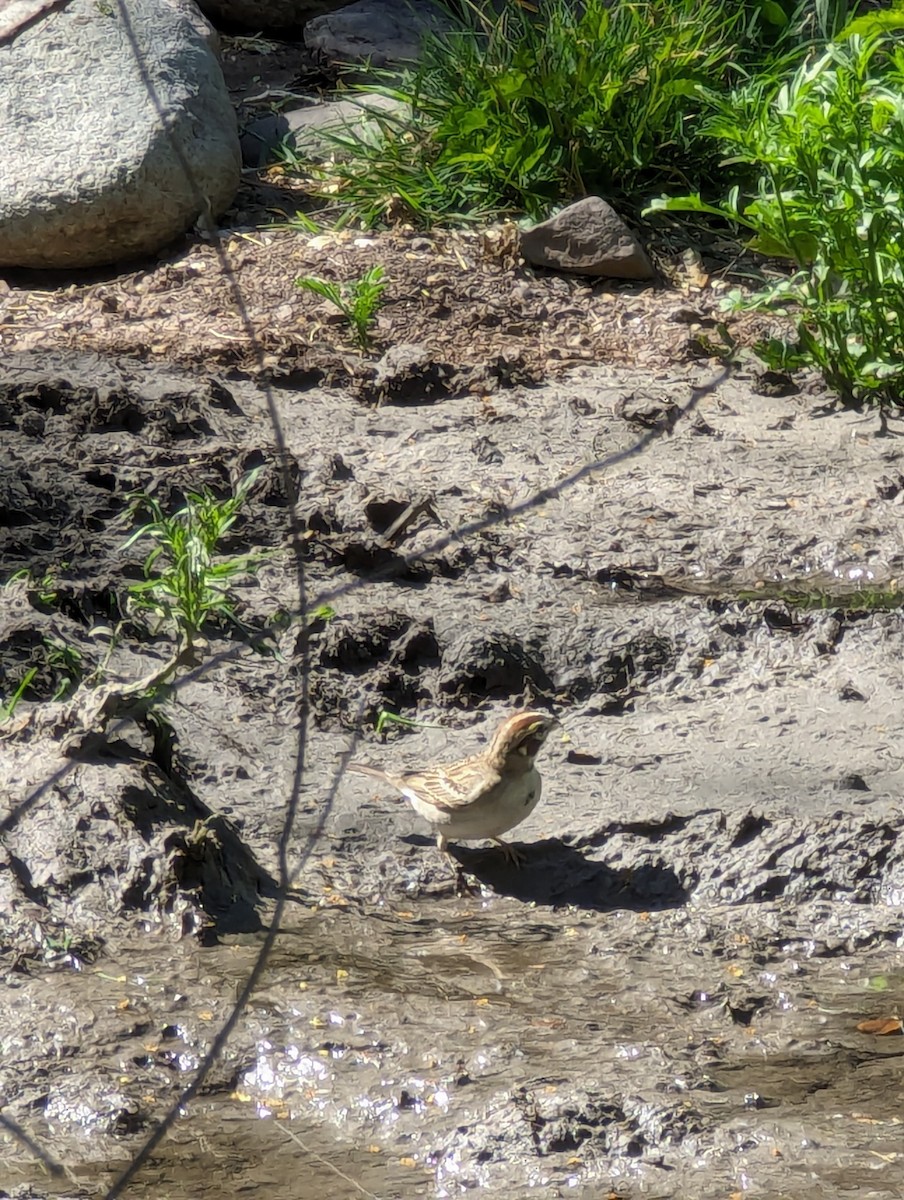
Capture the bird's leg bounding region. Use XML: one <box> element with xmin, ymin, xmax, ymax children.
<box><xmin>437</xmin><ymin>833</ymin><xmax>475</xmax><ymax>896</ymax></box>
<box><xmin>492</xmin><ymin>837</ymin><xmax>526</xmax><ymax>867</ymax></box>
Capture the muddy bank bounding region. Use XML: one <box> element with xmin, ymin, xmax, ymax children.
<box><xmin>1</xmin><ymin>349</ymin><xmax>904</xmax><ymax>1198</ymax></box>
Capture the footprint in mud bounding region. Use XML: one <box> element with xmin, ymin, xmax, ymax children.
<box><xmin>308</xmin><ymin>609</ymin><xmax>440</xmax><ymax>727</ymax></box>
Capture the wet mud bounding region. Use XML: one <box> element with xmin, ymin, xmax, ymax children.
<box><xmin>2</xmin><ymin>349</ymin><xmax>904</xmax><ymax>1199</ymax></box>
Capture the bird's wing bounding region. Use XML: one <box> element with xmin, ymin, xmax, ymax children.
<box><xmin>398</xmin><ymin>760</ymin><xmax>497</xmax><ymax>812</ymax></box>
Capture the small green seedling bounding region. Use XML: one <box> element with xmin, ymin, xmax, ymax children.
<box><xmin>374</xmin><ymin>709</ymin><xmax>446</xmax><ymax>738</ymax></box>
<box><xmin>0</xmin><ymin>667</ymin><xmax>38</xmax><ymax>721</ymax></box>
<box><xmin>42</xmin><ymin>930</ymin><xmax>75</xmax><ymax>955</ymax></box>
<box><xmin>310</xmin><ymin>603</ymin><xmax>337</xmax><ymax>623</ymax></box>
<box><xmin>267</xmin><ymin>602</ymin><xmax>336</xmax><ymax>631</ymax></box>
<box><xmin>374</xmin><ymin>710</ymin><xmax>420</xmax><ymax>737</ymax></box>
<box><xmin>295</xmin><ymin>266</ymin><xmax>387</xmax><ymax>349</ymax></box>
<box><xmin>123</xmin><ymin>467</ymin><xmax>263</xmax><ymax>647</ymax></box>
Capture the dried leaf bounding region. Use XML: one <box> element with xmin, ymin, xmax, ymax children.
<box><xmin>857</xmin><ymin>1016</ymin><xmax>903</xmax><ymax>1036</ymax></box>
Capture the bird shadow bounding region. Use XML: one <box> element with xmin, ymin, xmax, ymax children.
<box><xmin>402</xmin><ymin>835</ymin><xmax>687</xmax><ymax>912</ymax></box>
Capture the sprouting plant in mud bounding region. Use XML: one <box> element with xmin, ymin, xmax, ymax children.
<box><xmin>268</xmin><ymin>601</ymin><xmax>336</xmax><ymax>632</ymax></box>
<box><xmin>374</xmin><ymin>709</ymin><xmax>424</xmax><ymax>738</ymax></box>
<box><xmin>43</xmin><ymin>635</ymin><xmax>84</xmax><ymax>701</ymax></box>
<box><xmin>295</xmin><ymin>266</ymin><xmax>387</xmax><ymax>349</ymax></box>
<box><xmin>123</xmin><ymin>467</ymin><xmax>264</xmax><ymax>648</ymax></box>
<box><xmin>0</xmin><ymin>639</ymin><xmax>86</xmax><ymax>719</ymax></box>
<box><xmin>374</xmin><ymin>709</ymin><xmax>445</xmax><ymax>737</ymax></box>
<box><xmin>4</xmin><ymin>565</ymin><xmax>62</xmax><ymax>607</ymax></box>
<box><xmin>309</xmin><ymin>602</ymin><xmax>336</xmax><ymax>625</ymax></box>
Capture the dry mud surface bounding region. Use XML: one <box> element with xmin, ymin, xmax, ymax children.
<box><xmin>2</xmin><ymin>337</ymin><xmax>904</xmax><ymax>1200</ymax></box>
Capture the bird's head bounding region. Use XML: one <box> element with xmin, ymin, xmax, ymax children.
<box><xmin>488</xmin><ymin>710</ymin><xmax>559</xmax><ymax>767</ymax></box>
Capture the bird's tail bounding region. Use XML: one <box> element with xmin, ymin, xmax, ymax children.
<box><xmin>346</xmin><ymin>762</ymin><xmax>389</xmax><ymax>781</ymax></box>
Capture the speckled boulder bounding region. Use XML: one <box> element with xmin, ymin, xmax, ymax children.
<box><xmin>0</xmin><ymin>0</ymin><xmax>240</xmax><ymax>269</ymax></box>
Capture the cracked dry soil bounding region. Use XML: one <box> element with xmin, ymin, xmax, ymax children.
<box><xmin>1</xmin><ymin>335</ymin><xmax>904</xmax><ymax>1200</ymax></box>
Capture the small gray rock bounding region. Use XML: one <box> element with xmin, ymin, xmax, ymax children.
<box><xmin>834</xmin><ymin>772</ymin><xmax>870</xmax><ymax>792</ymax></box>
<box><xmin>521</xmin><ymin>196</ymin><xmax>654</xmax><ymax>281</ymax></box>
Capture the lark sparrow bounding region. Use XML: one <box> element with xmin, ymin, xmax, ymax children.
<box><xmin>348</xmin><ymin>710</ymin><xmax>558</xmax><ymax>868</ymax></box>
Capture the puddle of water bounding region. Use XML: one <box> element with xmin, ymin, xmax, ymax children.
<box><xmin>2</xmin><ymin>901</ymin><xmax>902</xmax><ymax>1197</ymax></box>
<box><xmin>597</xmin><ymin>566</ymin><xmax>904</xmax><ymax>612</ymax></box>
<box><xmin>9</xmin><ymin>1119</ymin><xmax>420</xmax><ymax>1200</ymax></box>
<box><xmin>230</xmin><ymin>902</ymin><xmax>904</xmax><ymax>1194</ymax></box>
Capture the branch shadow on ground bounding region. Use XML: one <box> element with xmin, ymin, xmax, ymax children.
<box><xmin>403</xmin><ymin>835</ymin><xmax>688</xmax><ymax>912</ymax></box>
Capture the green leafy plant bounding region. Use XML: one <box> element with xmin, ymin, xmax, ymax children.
<box><xmin>281</xmin><ymin>208</ymin><xmax>322</xmax><ymax>235</ymax></box>
<box><xmin>123</xmin><ymin>468</ymin><xmax>264</xmax><ymax>647</ymax></box>
<box><xmin>271</xmin><ymin>136</ymin><xmax>311</xmax><ymax>174</ymax></box>
<box><xmin>312</xmin><ymin>0</ymin><xmax>839</xmax><ymax>226</ymax></box>
<box><xmin>747</xmin><ymin>0</ymin><xmax>860</xmax><ymax>41</ymax></box>
<box><xmin>650</xmin><ymin>13</ymin><xmax>904</xmax><ymax>407</ymax></box>
<box><xmin>295</xmin><ymin>266</ymin><xmax>387</xmax><ymax>348</ymax></box>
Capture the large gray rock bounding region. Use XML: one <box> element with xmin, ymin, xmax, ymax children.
<box><xmin>196</xmin><ymin>0</ymin><xmax>350</xmax><ymax>31</ymax></box>
<box><xmin>305</xmin><ymin>0</ymin><xmax>451</xmax><ymax>70</ymax></box>
<box><xmin>0</xmin><ymin>0</ymin><xmax>241</xmax><ymax>269</ymax></box>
